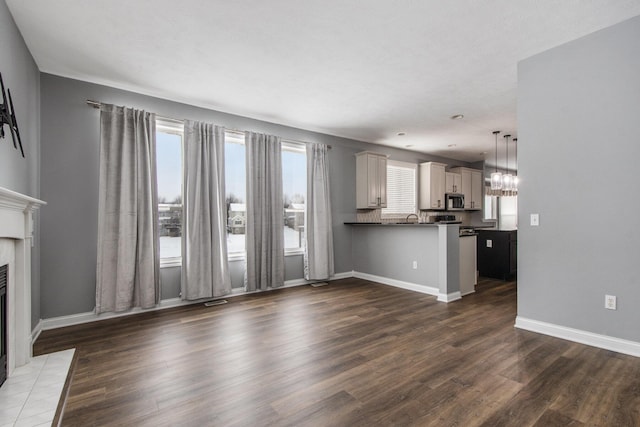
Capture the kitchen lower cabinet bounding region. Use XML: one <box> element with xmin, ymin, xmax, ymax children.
<box><xmin>476</xmin><ymin>229</ymin><xmax>517</xmax><ymax>280</ymax></box>
<box><xmin>459</xmin><ymin>234</ymin><xmax>477</xmax><ymax>295</ymax></box>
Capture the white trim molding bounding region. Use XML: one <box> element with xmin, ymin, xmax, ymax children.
<box><xmin>0</xmin><ymin>186</ymin><xmax>46</xmax><ymax>378</ymax></box>
<box><xmin>353</xmin><ymin>271</ymin><xmax>446</xmax><ymax>300</ymax></box>
<box><xmin>37</xmin><ymin>271</ymin><xmax>356</xmax><ymax>331</ymax></box>
<box><xmin>515</xmin><ymin>316</ymin><xmax>640</xmax><ymax>358</ymax></box>
<box><xmin>437</xmin><ymin>291</ymin><xmax>462</xmax><ymax>303</ymax></box>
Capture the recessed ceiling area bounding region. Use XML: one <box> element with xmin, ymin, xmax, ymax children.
<box><xmin>6</xmin><ymin>1</ymin><xmax>640</xmax><ymax>164</ymax></box>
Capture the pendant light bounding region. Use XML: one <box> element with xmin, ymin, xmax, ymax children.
<box><xmin>502</xmin><ymin>134</ymin><xmax>513</xmax><ymax>193</ymax></box>
<box><xmin>490</xmin><ymin>131</ymin><xmax>502</xmax><ymax>192</ymax></box>
<box><xmin>512</xmin><ymin>137</ymin><xmax>519</xmax><ymax>193</ymax></box>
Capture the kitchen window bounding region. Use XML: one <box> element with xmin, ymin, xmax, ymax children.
<box><xmin>381</xmin><ymin>160</ymin><xmax>417</xmax><ymax>217</ymax></box>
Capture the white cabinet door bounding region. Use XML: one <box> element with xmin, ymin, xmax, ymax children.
<box><xmin>470</xmin><ymin>170</ymin><xmax>482</xmax><ymax>210</ymax></box>
<box><xmin>377</xmin><ymin>155</ymin><xmax>387</xmax><ymax>208</ymax></box>
<box><xmin>445</xmin><ymin>172</ymin><xmax>461</xmax><ymax>193</ymax></box>
<box><xmin>450</xmin><ymin>167</ymin><xmax>483</xmax><ymax>210</ymax></box>
<box><xmin>419</xmin><ymin>162</ymin><xmax>446</xmax><ymax>209</ymax></box>
<box><xmin>459</xmin><ymin>169</ymin><xmax>472</xmax><ymax>209</ymax></box>
<box><xmin>459</xmin><ymin>235</ymin><xmax>477</xmax><ymax>295</ymax></box>
<box><xmin>356</xmin><ymin>152</ymin><xmax>388</xmax><ymax>209</ymax></box>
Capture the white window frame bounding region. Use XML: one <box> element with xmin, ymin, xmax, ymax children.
<box><xmin>225</xmin><ymin>131</ymin><xmax>247</xmax><ymax>261</ymax></box>
<box><xmin>282</xmin><ymin>141</ymin><xmax>307</xmax><ymax>256</ymax></box>
<box><xmin>381</xmin><ymin>160</ymin><xmax>418</xmax><ymax>219</ymax></box>
<box><xmin>156</xmin><ymin>118</ymin><xmax>185</xmax><ymax>268</ymax></box>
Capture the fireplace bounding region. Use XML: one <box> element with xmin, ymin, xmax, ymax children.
<box><xmin>1</xmin><ymin>264</ymin><xmax>6</xmax><ymax>387</ymax></box>
<box><xmin>0</xmin><ymin>187</ymin><xmax>45</xmax><ymax>380</ymax></box>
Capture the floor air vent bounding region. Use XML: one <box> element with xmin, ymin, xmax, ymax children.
<box><xmin>204</xmin><ymin>299</ymin><xmax>228</xmax><ymax>307</ymax></box>
<box><xmin>310</xmin><ymin>282</ymin><xmax>329</xmax><ymax>288</ymax></box>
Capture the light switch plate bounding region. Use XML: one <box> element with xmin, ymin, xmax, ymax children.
<box><xmin>486</xmin><ymin>239</ymin><xmax>492</xmax><ymax>248</ymax></box>
<box><xmin>530</xmin><ymin>213</ymin><xmax>540</xmax><ymax>226</ymax></box>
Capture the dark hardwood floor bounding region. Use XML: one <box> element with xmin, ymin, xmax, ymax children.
<box><xmin>34</xmin><ymin>278</ymin><xmax>640</xmax><ymax>426</ymax></box>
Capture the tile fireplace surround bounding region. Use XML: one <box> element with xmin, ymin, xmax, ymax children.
<box><xmin>0</xmin><ymin>186</ymin><xmax>45</xmax><ymax>380</ymax></box>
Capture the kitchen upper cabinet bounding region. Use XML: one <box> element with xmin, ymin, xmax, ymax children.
<box><xmin>470</xmin><ymin>169</ymin><xmax>482</xmax><ymax>210</ymax></box>
<box><xmin>419</xmin><ymin>162</ymin><xmax>446</xmax><ymax>210</ymax></box>
<box><xmin>450</xmin><ymin>167</ymin><xmax>483</xmax><ymax>210</ymax></box>
<box><xmin>445</xmin><ymin>172</ymin><xmax>462</xmax><ymax>193</ymax></box>
<box><xmin>356</xmin><ymin>152</ymin><xmax>388</xmax><ymax>209</ymax></box>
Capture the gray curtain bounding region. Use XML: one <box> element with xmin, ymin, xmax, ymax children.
<box><xmin>181</xmin><ymin>121</ymin><xmax>231</xmax><ymax>300</ymax></box>
<box><xmin>96</xmin><ymin>104</ymin><xmax>159</xmax><ymax>313</ymax></box>
<box><xmin>245</xmin><ymin>131</ymin><xmax>284</xmax><ymax>291</ymax></box>
<box><xmin>304</xmin><ymin>143</ymin><xmax>334</xmax><ymax>280</ymax></box>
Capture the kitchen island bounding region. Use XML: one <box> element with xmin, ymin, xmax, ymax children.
<box><xmin>345</xmin><ymin>222</ymin><xmax>462</xmax><ymax>302</ymax></box>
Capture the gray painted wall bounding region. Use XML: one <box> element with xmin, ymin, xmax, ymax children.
<box><xmin>39</xmin><ymin>73</ymin><xmax>471</xmax><ymax>319</ymax></box>
<box><xmin>0</xmin><ymin>2</ymin><xmax>41</xmax><ymax>328</ymax></box>
<box><xmin>518</xmin><ymin>16</ymin><xmax>640</xmax><ymax>342</ymax></box>
<box><xmin>352</xmin><ymin>226</ymin><xmax>440</xmax><ymax>287</ymax></box>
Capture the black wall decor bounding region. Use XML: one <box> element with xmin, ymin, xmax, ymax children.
<box><xmin>0</xmin><ymin>72</ymin><xmax>24</xmax><ymax>157</ymax></box>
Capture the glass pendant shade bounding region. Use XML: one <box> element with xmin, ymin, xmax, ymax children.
<box><xmin>502</xmin><ymin>173</ymin><xmax>513</xmax><ymax>191</ymax></box>
<box><xmin>490</xmin><ymin>171</ymin><xmax>503</xmax><ymax>190</ymax></box>
<box><xmin>512</xmin><ymin>137</ymin><xmax>518</xmax><ymax>193</ymax></box>
<box><xmin>490</xmin><ymin>130</ymin><xmax>502</xmax><ymax>190</ymax></box>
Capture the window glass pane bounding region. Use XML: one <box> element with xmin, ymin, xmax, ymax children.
<box><xmin>225</xmin><ymin>133</ymin><xmax>246</xmax><ymax>254</ymax></box>
<box><xmin>382</xmin><ymin>161</ymin><xmax>416</xmax><ymax>216</ymax></box>
<box><xmin>282</xmin><ymin>144</ymin><xmax>306</xmax><ymax>251</ymax></box>
<box><xmin>484</xmin><ymin>187</ymin><xmax>497</xmax><ymax>220</ymax></box>
<box><xmin>156</xmin><ymin>130</ymin><xmax>183</xmax><ymax>259</ymax></box>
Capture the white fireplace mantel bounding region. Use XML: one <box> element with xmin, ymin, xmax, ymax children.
<box><xmin>0</xmin><ymin>186</ymin><xmax>46</xmax><ymax>377</ymax></box>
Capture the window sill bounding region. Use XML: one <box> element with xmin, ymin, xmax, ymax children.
<box><xmin>160</xmin><ymin>257</ymin><xmax>182</xmax><ymax>269</ymax></box>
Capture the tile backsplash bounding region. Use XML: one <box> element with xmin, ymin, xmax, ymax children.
<box><xmin>356</xmin><ymin>209</ymin><xmax>473</xmax><ymax>224</ymax></box>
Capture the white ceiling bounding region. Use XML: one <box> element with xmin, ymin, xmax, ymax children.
<box><xmin>7</xmin><ymin>1</ymin><xmax>640</xmax><ymax>166</ymax></box>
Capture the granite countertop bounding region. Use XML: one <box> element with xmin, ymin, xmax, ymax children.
<box><xmin>344</xmin><ymin>221</ymin><xmax>462</xmax><ymax>226</ymax></box>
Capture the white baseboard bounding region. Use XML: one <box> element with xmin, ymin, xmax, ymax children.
<box><xmin>38</xmin><ymin>297</ymin><xmax>199</xmax><ymax>331</ymax></box>
<box><xmin>437</xmin><ymin>291</ymin><xmax>462</xmax><ymax>303</ymax></box>
<box><xmin>35</xmin><ymin>272</ymin><xmax>356</xmax><ymax>332</ymax></box>
<box><xmin>31</xmin><ymin>319</ymin><xmax>43</xmax><ymax>346</ymax></box>
<box><xmin>330</xmin><ymin>271</ymin><xmax>354</xmax><ymax>281</ymax></box>
<box><xmin>515</xmin><ymin>316</ymin><xmax>640</xmax><ymax>358</ymax></box>
<box><xmin>353</xmin><ymin>271</ymin><xmax>442</xmax><ymax>299</ymax></box>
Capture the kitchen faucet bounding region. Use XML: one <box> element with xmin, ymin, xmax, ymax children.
<box><xmin>406</xmin><ymin>213</ymin><xmax>419</xmax><ymax>224</ymax></box>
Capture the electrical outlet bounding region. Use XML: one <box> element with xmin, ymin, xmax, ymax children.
<box><xmin>412</xmin><ymin>261</ymin><xmax>418</xmax><ymax>269</ymax></box>
<box><xmin>605</xmin><ymin>295</ymin><xmax>617</xmax><ymax>310</ymax></box>
<box><xmin>486</xmin><ymin>239</ymin><xmax>492</xmax><ymax>248</ymax></box>
<box><xmin>530</xmin><ymin>213</ymin><xmax>540</xmax><ymax>226</ymax></box>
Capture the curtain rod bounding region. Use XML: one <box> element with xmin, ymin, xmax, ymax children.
<box><xmin>86</xmin><ymin>99</ymin><xmax>331</xmax><ymax>149</ymax></box>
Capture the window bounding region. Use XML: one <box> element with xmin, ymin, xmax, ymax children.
<box><xmin>156</xmin><ymin>124</ymin><xmax>307</xmax><ymax>263</ymax></box>
<box><xmin>282</xmin><ymin>142</ymin><xmax>306</xmax><ymax>252</ymax></box>
<box><xmin>484</xmin><ymin>186</ymin><xmax>498</xmax><ymax>221</ymax></box>
<box><xmin>225</xmin><ymin>132</ymin><xmax>247</xmax><ymax>256</ymax></box>
<box><xmin>156</xmin><ymin>120</ymin><xmax>184</xmax><ymax>264</ymax></box>
<box><xmin>382</xmin><ymin>160</ymin><xmax>417</xmax><ymax>217</ymax></box>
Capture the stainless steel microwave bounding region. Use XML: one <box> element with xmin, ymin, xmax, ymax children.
<box><xmin>445</xmin><ymin>193</ymin><xmax>465</xmax><ymax>210</ymax></box>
